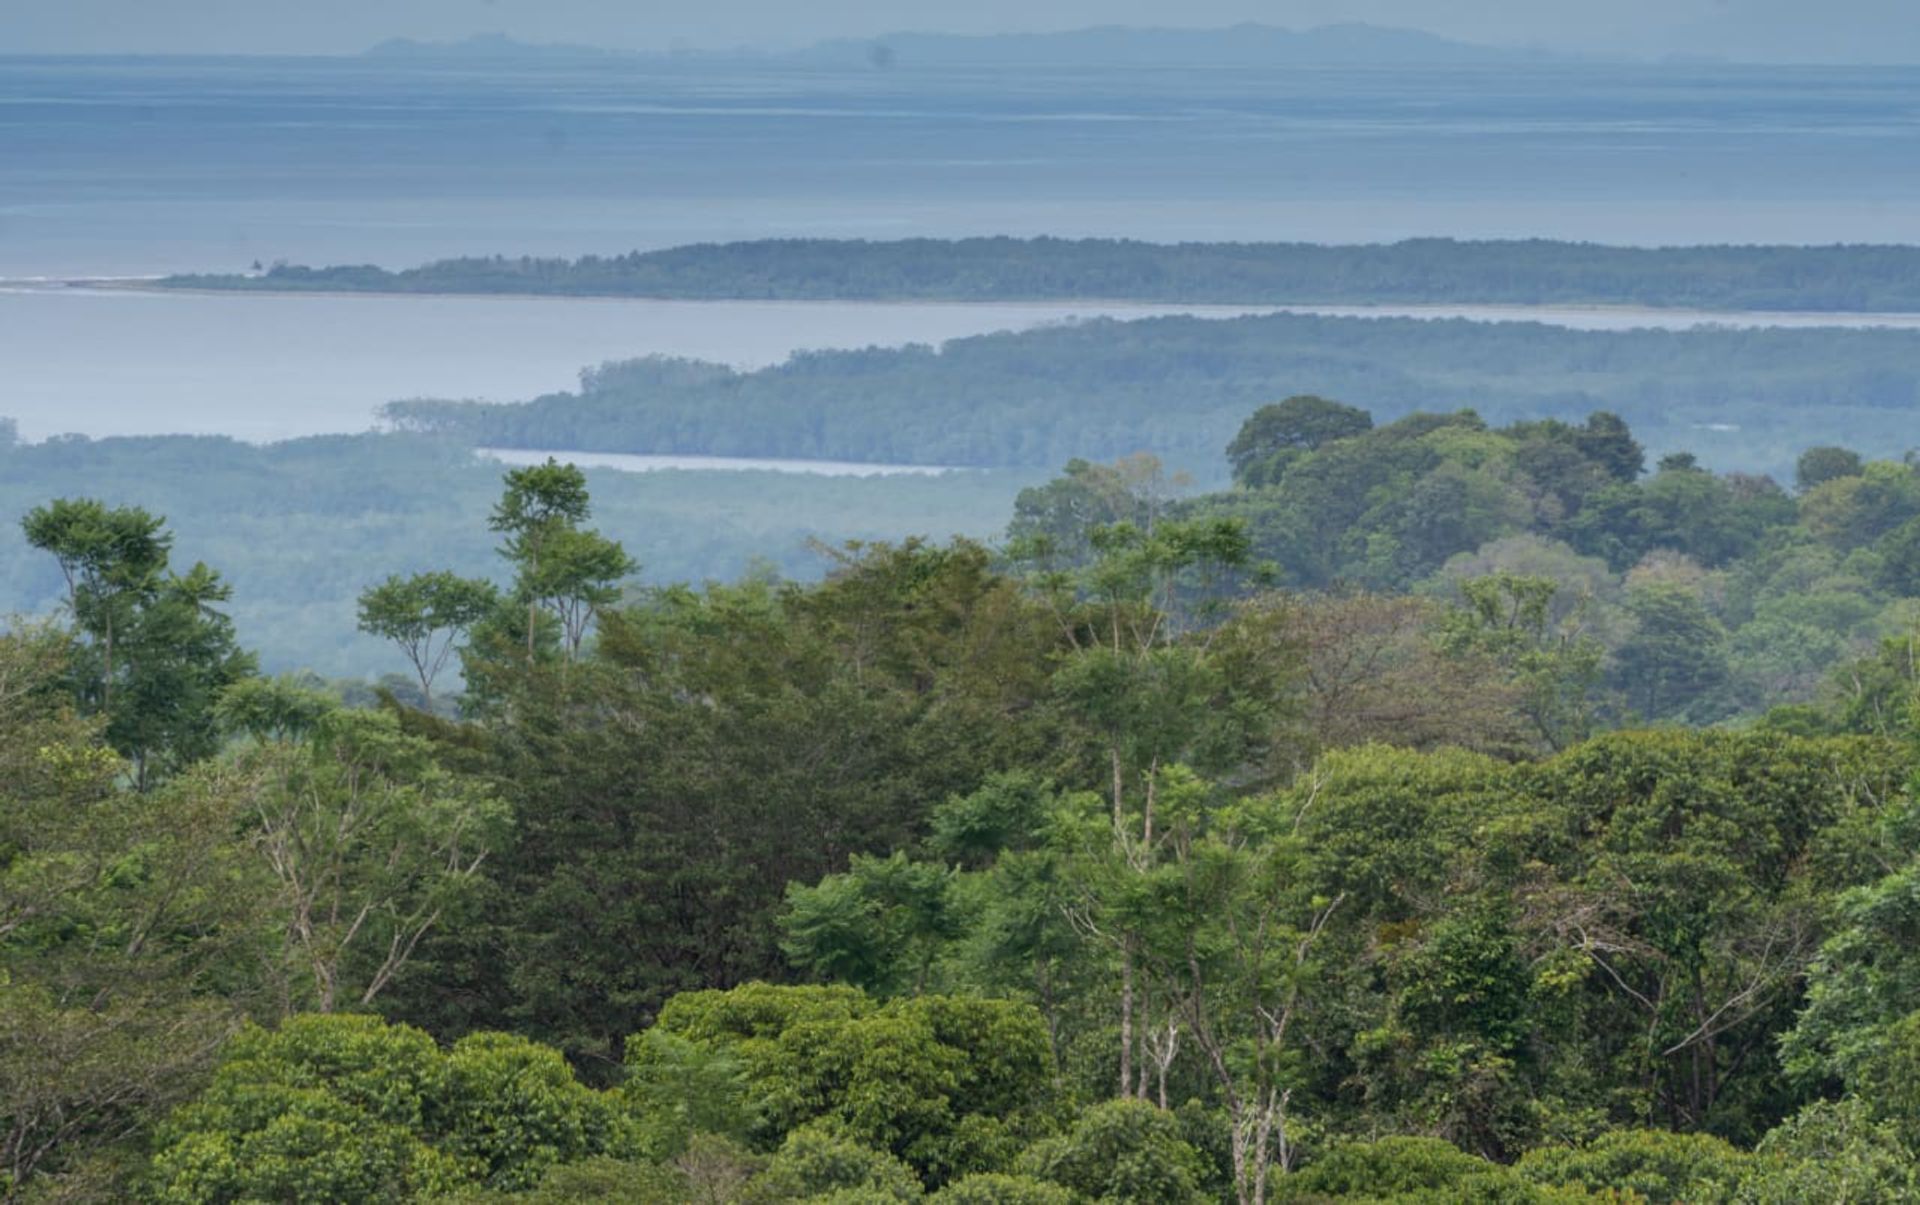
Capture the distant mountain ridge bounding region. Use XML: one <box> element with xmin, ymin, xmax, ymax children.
<box><xmin>362</xmin><ymin>33</ymin><xmax>628</xmax><ymax>62</ymax></box>
<box><xmin>360</xmin><ymin>24</ymin><xmax>1575</xmax><ymax>68</ymax></box>
<box><xmin>796</xmin><ymin>23</ymin><xmax>1571</xmax><ymax>67</ymax></box>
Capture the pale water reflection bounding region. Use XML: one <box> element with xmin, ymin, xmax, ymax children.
<box><xmin>477</xmin><ymin>447</ymin><xmax>959</xmax><ymax>476</ymax></box>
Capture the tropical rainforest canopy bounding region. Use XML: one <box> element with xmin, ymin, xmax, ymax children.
<box><xmin>9</xmin><ymin>406</ymin><xmax>1920</xmax><ymax>1202</ymax></box>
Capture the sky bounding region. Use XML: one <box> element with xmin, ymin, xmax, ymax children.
<box><xmin>2</xmin><ymin>0</ymin><xmax>1917</xmax><ymax>63</ymax></box>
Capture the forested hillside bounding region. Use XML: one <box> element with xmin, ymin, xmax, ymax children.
<box><xmin>163</xmin><ymin>237</ymin><xmax>1920</xmax><ymax>311</ymax></box>
<box><xmin>9</xmin><ymin>413</ymin><xmax>1920</xmax><ymax>1202</ymax></box>
<box><xmin>384</xmin><ymin>313</ymin><xmax>1920</xmax><ymax>480</ymax></box>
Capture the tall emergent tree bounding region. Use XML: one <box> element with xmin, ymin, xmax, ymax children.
<box><xmin>22</xmin><ymin>498</ymin><xmax>254</xmax><ymax>788</ymax></box>
<box><xmin>357</xmin><ymin>570</ymin><xmax>500</xmax><ymax>708</ymax></box>
<box><xmin>1226</xmin><ymin>396</ymin><xmax>1373</xmax><ymax>488</ymax></box>
<box><xmin>487</xmin><ymin>459</ymin><xmax>634</xmax><ymax>660</ymax></box>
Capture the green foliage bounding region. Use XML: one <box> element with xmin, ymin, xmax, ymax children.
<box><xmin>0</xmin><ymin>633</ymin><xmax>272</xmax><ymax>1197</ymax></box>
<box><xmin>357</xmin><ymin>570</ymin><xmax>499</xmax><ymax>706</ymax></box>
<box><xmin>1610</xmin><ymin>583</ymin><xmax>1733</xmax><ymax>722</ymax></box>
<box><xmin>1515</xmin><ymin>1129</ymin><xmax>1754</xmax><ymax>1203</ymax></box>
<box><xmin>1875</xmin><ymin>515</ymin><xmax>1920</xmax><ymax>596</ymax></box>
<box><xmin>1009</xmin><ymin>455</ymin><xmax>1186</xmax><ymax>566</ymax></box>
<box><xmin>6</xmin><ymin>345</ymin><xmax>1920</xmax><ymax>703</ymax></box>
<box><xmin>928</xmin><ymin>772</ymin><xmax>1060</xmax><ymax>868</ymax></box>
<box><xmin>0</xmin><ymin>433</ymin><xmax>1039</xmax><ymax>678</ymax></box>
<box><xmin>1277</xmin><ymin>1136</ymin><xmax>1553</xmax><ymax>1202</ymax></box>
<box><xmin>22</xmin><ymin>497</ymin><xmax>255</xmax><ymax>787</ymax></box>
<box><xmin>402</xmin><ymin>538</ymin><xmax>1068</xmax><ymax>1069</ymax></box>
<box><xmin>673</xmin><ymin>1132</ymin><xmax>766</xmax><ymax>1204</ymax></box>
<box><xmin>1516</xmin><ymin>730</ymin><xmax>1899</xmax><ymax>1138</ymax></box>
<box><xmin>145</xmin><ymin>1013</ymin><xmax>633</xmax><ymax>1203</ymax></box>
<box><xmin>1014</xmin><ymin>1099</ymin><xmax>1208</xmax><ymax>1204</ymax></box>
<box><xmin>781</xmin><ymin>853</ymin><xmax>962</xmax><ymax>996</ymax></box>
<box><xmin>1228</xmin><ymin>396</ymin><xmax>1374</xmax><ymax>487</ymax></box>
<box><xmin>485</xmin><ymin>459</ymin><xmax>635</xmax><ymax>660</ymax></box>
<box><xmin>438</xmin><ymin>1031</ymin><xmax>636</xmax><ymax>1190</ymax></box>
<box><xmin>636</xmin><ymin>984</ymin><xmax>1056</xmax><ymax>1185</ymax></box>
<box><xmin>17</xmin><ymin>404</ymin><xmax>1920</xmax><ymax>1203</ymax></box>
<box><xmin>1797</xmin><ymin>446</ymin><xmax>1865</xmax><ymax>492</ymax></box>
<box><xmin>165</xmin><ymin>237</ymin><xmax>1920</xmax><ymax>314</ymax></box>
<box><xmin>381</xmin><ymin>315</ymin><xmax>1920</xmax><ymax>491</ymax></box>
<box><xmin>1800</xmin><ymin>460</ymin><xmax>1920</xmax><ymax>549</ymax></box>
<box><xmin>1780</xmin><ymin>861</ymin><xmax>1920</xmax><ymax>1099</ymax></box>
<box><xmin>621</xmin><ymin>1029</ymin><xmax>756</xmax><ymax>1160</ymax></box>
<box><xmin>745</xmin><ymin>1124</ymin><xmax>926</xmax><ymax>1202</ymax></box>
<box><xmin>1746</xmin><ymin>1097</ymin><xmax>1919</xmax><ymax>1202</ymax></box>
<box><xmin>442</xmin><ymin>1157</ymin><xmax>687</xmax><ymax>1203</ymax></box>
<box><xmin>216</xmin><ymin>674</ymin><xmax>340</xmax><ymax>742</ymax></box>
<box><xmin>927</xmin><ymin>1172</ymin><xmax>1078</xmax><ymax>1204</ymax></box>
<box><xmin>232</xmin><ymin>707</ymin><xmax>508</xmax><ymax>1015</ymax></box>
<box><xmin>146</xmin><ymin>1015</ymin><xmax>461</xmax><ymax>1203</ymax></box>
<box><xmin>1846</xmin><ymin>1011</ymin><xmax>1920</xmax><ymax>1150</ymax></box>
<box><xmin>1440</xmin><ymin>572</ymin><xmax>1604</xmax><ymax>749</ymax></box>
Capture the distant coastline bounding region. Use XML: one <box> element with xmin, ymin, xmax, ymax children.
<box><xmin>351</xmin><ymin>24</ymin><xmax>1584</xmax><ymax>68</ymax></box>
<box><xmin>29</xmin><ymin>278</ymin><xmax>1920</xmax><ymax>336</ymax></box>
<box><xmin>149</xmin><ymin>237</ymin><xmax>1920</xmax><ymax>314</ymax></box>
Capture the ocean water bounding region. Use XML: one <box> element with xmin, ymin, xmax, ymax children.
<box><xmin>4</xmin><ymin>55</ymin><xmax>1919</xmax><ymax>278</ymax></box>
<box><xmin>3</xmin><ymin>55</ymin><xmax>1919</xmax><ymax>443</ymax></box>
<box><xmin>0</xmin><ymin>288</ymin><xmax>1273</xmax><ymax>441</ymax></box>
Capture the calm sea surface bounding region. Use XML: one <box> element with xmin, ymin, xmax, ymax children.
<box><xmin>3</xmin><ymin>55</ymin><xmax>1918</xmax><ymax>441</ymax></box>
<box><xmin>6</xmin><ymin>55</ymin><xmax>1920</xmax><ymax>276</ymax></box>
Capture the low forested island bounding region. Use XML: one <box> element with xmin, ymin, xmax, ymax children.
<box><xmin>158</xmin><ymin>236</ymin><xmax>1920</xmax><ymax>312</ymax></box>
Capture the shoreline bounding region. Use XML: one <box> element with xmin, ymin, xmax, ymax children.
<box><xmin>16</xmin><ymin>278</ymin><xmax>1920</xmax><ymax>330</ymax></box>
<box><xmin>10</xmin><ymin>277</ymin><xmax>1280</xmax><ymax>314</ymax></box>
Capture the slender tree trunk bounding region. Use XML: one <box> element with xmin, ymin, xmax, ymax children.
<box><xmin>101</xmin><ymin>614</ymin><xmax>113</xmax><ymax>714</ymax></box>
<box><xmin>524</xmin><ymin>544</ymin><xmax>540</xmax><ymax>661</ymax></box>
<box><xmin>1228</xmin><ymin>1121</ymin><xmax>1251</xmax><ymax>1205</ymax></box>
<box><xmin>1142</xmin><ymin>761</ymin><xmax>1157</xmax><ymax>850</ymax></box>
<box><xmin>1036</xmin><ymin>957</ymin><xmax>1063</xmax><ymax>1075</ymax></box>
<box><xmin>1135</xmin><ymin>971</ymin><xmax>1154</xmax><ymax>1099</ymax></box>
<box><xmin>1118</xmin><ymin>940</ymin><xmax>1135</xmax><ymax>1098</ymax></box>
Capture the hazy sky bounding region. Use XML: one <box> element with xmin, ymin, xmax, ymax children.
<box><xmin>4</xmin><ymin>0</ymin><xmax>1918</xmax><ymax>62</ymax></box>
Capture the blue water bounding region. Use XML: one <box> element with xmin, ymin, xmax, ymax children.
<box><xmin>3</xmin><ymin>55</ymin><xmax>1919</xmax><ymax>276</ymax></box>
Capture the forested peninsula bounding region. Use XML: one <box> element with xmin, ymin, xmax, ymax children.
<box><xmin>159</xmin><ymin>237</ymin><xmax>1920</xmax><ymax>311</ymax></box>
<box><xmin>384</xmin><ymin>312</ymin><xmax>1920</xmax><ymax>480</ymax></box>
